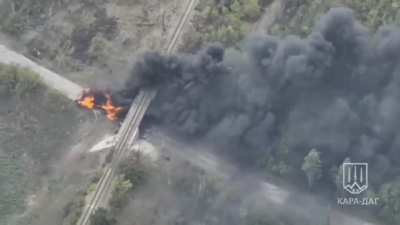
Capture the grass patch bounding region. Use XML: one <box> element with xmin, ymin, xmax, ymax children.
<box><xmin>0</xmin><ymin>64</ymin><xmax>81</xmax><ymax>225</ymax></box>
<box><xmin>0</xmin><ymin>63</ymin><xmax>42</xmax><ymax>97</ymax></box>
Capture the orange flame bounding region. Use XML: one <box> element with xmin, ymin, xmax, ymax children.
<box><xmin>101</xmin><ymin>94</ymin><xmax>124</xmax><ymax>121</ymax></box>
<box><xmin>77</xmin><ymin>95</ymin><xmax>95</xmax><ymax>109</ymax></box>
<box><xmin>76</xmin><ymin>89</ymin><xmax>124</xmax><ymax>121</ymax></box>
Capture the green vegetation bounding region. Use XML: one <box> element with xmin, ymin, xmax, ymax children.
<box><xmin>0</xmin><ymin>0</ymin><xmax>120</xmax><ymax>78</ymax></box>
<box><xmin>271</xmin><ymin>0</ymin><xmax>400</xmax><ymax>36</ymax></box>
<box><xmin>61</xmin><ymin>171</ymin><xmax>106</xmax><ymax>225</ymax></box>
<box><xmin>0</xmin><ymin>64</ymin><xmax>42</xmax><ymax>223</ymax></box>
<box><xmin>183</xmin><ymin>0</ymin><xmax>264</xmax><ymax>50</ymax></box>
<box><xmin>301</xmin><ymin>148</ymin><xmax>322</xmax><ymax>189</ymax></box>
<box><xmin>109</xmin><ymin>152</ymin><xmax>149</xmax><ymax>213</ymax></box>
<box><xmin>0</xmin><ymin>0</ymin><xmax>55</xmax><ymax>36</ymax></box>
<box><xmin>0</xmin><ymin>64</ymin><xmax>79</xmax><ymax>164</ymax></box>
<box><xmin>260</xmin><ymin>135</ymin><xmax>293</xmax><ymax>177</ymax></box>
<box><xmin>109</xmin><ymin>176</ymin><xmax>132</xmax><ymax>211</ymax></box>
<box><xmin>0</xmin><ymin>63</ymin><xmax>42</xmax><ymax>97</ymax></box>
<box><xmin>90</xmin><ymin>208</ymin><xmax>116</xmax><ymax>225</ymax></box>
<box><xmin>118</xmin><ymin>152</ymin><xmax>148</xmax><ymax>188</ymax></box>
<box><xmin>0</xmin><ymin>63</ymin><xmax>80</xmax><ymax>224</ymax></box>
<box><xmin>204</xmin><ymin>0</ymin><xmax>261</xmax><ymax>45</ymax></box>
<box><xmin>62</xmin><ymin>190</ymin><xmax>86</xmax><ymax>225</ymax></box>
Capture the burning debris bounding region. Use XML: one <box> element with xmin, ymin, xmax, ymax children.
<box><xmin>76</xmin><ymin>89</ymin><xmax>125</xmax><ymax>121</ymax></box>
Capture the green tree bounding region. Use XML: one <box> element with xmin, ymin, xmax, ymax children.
<box><xmin>109</xmin><ymin>176</ymin><xmax>132</xmax><ymax>210</ymax></box>
<box><xmin>118</xmin><ymin>152</ymin><xmax>148</xmax><ymax>187</ymax></box>
<box><xmin>241</xmin><ymin>0</ymin><xmax>262</xmax><ymax>21</ymax></box>
<box><xmin>90</xmin><ymin>208</ymin><xmax>116</xmax><ymax>225</ymax></box>
<box><xmin>302</xmin><ymin>148</ymin><xmax>322</xmax><ymax>188</ymax></box>
<box><xmin>263</xmin><ymin>135</ymin><xmax>292</xmax><ymax>177</ymax></box>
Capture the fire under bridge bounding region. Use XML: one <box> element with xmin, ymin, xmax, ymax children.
<box><xmin>76</xmin><ymin>1</ymin><xmax>198</xmax><ymax>225</ymax></box>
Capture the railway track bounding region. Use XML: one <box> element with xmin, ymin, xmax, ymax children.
<box><xmin>76</xmin><ymin>1</ymin><xmax>197</xmax><ymax>224</ymax></box>
<box><xmin>77</xmin><ymin>90</ymin><xmax>156</xmax><ymax>225</ymax></box>
<box><xmin>165</xmin><ymin>0</ymin><xmax>197</xmax><ymax>54</ymax></box>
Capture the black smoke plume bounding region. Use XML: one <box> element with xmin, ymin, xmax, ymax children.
<box><xmin>123</xmin><ymin>7</ymin><xmax>400</xmax><ymax>185</ymax></box>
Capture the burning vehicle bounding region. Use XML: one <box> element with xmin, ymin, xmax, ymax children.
<box><xmin>76</xmin><ymin>89</ymin><xmax>125</xmax><ymax>121</ymax></box>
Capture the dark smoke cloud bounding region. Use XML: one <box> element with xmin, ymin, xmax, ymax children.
<box><xmin>124</xmin><ymin>7</ymin><xmax>400</xmax><ymax>183</ymax></box>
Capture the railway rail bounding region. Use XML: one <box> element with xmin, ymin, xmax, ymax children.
<box><xmin>76</xmin><ymin>1</ymin><xmax>197</xmax><ymax>224</ymax></box>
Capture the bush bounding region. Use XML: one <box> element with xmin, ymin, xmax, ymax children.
<box><xmin>90</xmin><ymin>208</ymin><xmax>116</xmax><ymax>225</ymax></box>
<box><xmin>109</xmin><ymin>176</ymin><xmax>132</xmax><ymax>210</ymax></box>
<box><xmin>118</xmin><ymin>152</ymin><xmax>148</xmax><ymax>187</ymax></box>
<box><xmin>231</xmin><ymin>0</ymin><xmax>262</xmax><ymax>22</ymax></box>
<box><xmin>187</xmin><ymin>0</ymin><xmax>263</xmax><ymax>49</ymax></box>
<box><xmin>0</xmin><ymin>63</ymin><xmax>42</xmax><ymax>97</ymax></box>
<box><xmin>207</xmin><ymin>25</ymin><xmax>244</xmax><ymax>46</ymax></box>
<box><xmin>107</xmin><ymin>153</ymin><xmax>150</xmax><ymax>211</ymax></box>
<box><xmin>88</xmin><ymin>35</ymin><xmax>111</xmax><ymax>65</ymax></box>
<box><xmin>1</xmin><ymin>15</ymin><xmax>26</xmax><ymax>36</ymax></box>
<box><xmin>15</xmin><ymin>68</ymin><xmax>42</xmax><ymax>96</ymax></box>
